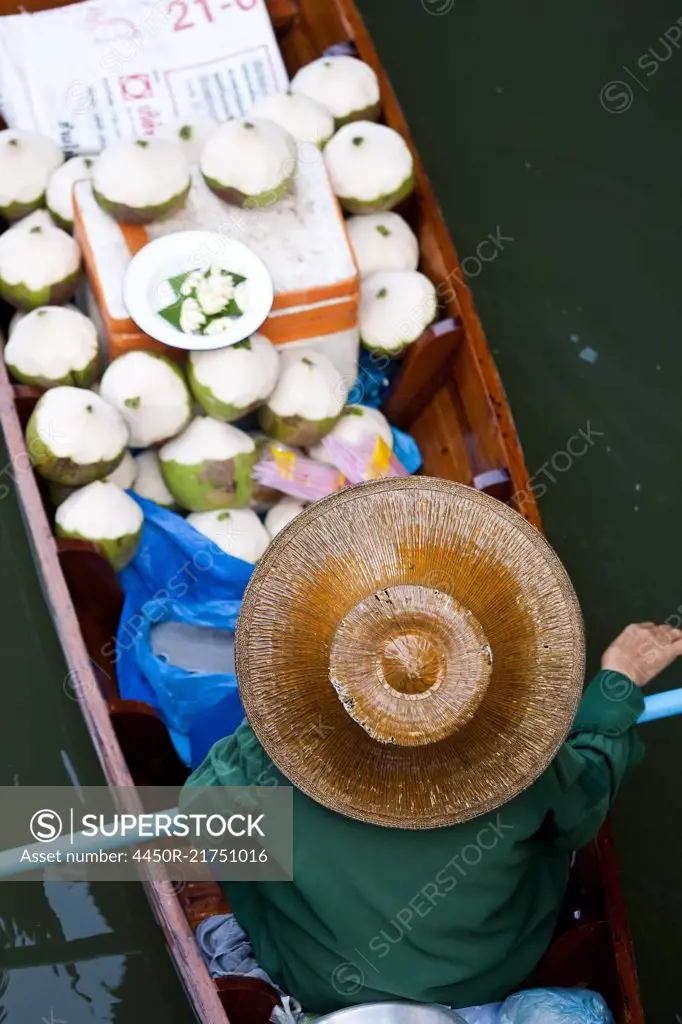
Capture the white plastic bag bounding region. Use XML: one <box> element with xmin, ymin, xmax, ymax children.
<box><xmin>498</xmin><ymin>988</ymin><xmax>613</xmax><ymax>1023</ymax></box>
<box><xmin>0</xmin><ymin>0</ymin><xmax>288</xmax><ymax>153</ymax></box>
<box><xmin>456</xmin><ymin>989</ymin><xmax>613</xmax><ymax>1024</ymax></box>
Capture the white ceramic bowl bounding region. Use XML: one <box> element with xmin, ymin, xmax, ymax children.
<box><xmin>122</xmin><ymin>230</ymin><xmax>274</xmax><ymax>352</ymax></box>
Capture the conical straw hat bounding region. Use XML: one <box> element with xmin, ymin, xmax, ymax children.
<box><xmin>236</xmin><ymin>478</ymin><xmax>585</xmax><ymax>828</ymax></box>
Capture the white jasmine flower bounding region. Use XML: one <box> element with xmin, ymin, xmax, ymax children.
<box><xmin>180</xmin><ymin>297</ymin><xmax>206</xmax><ymax>333</ymax></box>
<box><xmin>202</xmin><ymin>317</ymin><xmax>232</xmax><ymax>336</ymax></box>
<box><xmin>209</xmin><ymin>265</ymin><xmax>235</xmax><ymax>283</ymax></box>
<box><xmin>180</xmin><ymin>270</ymin><xmax>204</xmax><ymax>296</ymax></box>
<box><xmin>196</xmin><ymin>274</ymin><xmax>235</xmax><ymax>315</ymax></box>
<box><xmin>233</xmin><ymin>282</ymin><xmax>249</xmax><ymax>313</ymax></box>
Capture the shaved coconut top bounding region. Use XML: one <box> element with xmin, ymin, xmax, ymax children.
<box><xmin>133</xmin><ymin>450</ymin><xmax>176</xmax><ymax>506</ymax></box>
<box><xmin>160</xmin><ymin>417</ymin><xmax>255</xmax><ymax>465</ymax></box>
<box><xmin>309</xmin><ymin>405</ymin><xmax>393</xmax><ymax>463</ymax></box>
<box><xmin>33</xmin><ymin>387</ymin><xmax>128</xmax><ymax>464</ymax></box>
<box><xmin>18</xmin><ymin>209</ymin><xmax>55</xmax><ymax>231</ymax></box>
<box><xmin>99</xmin><ymin>351</ymin><xmax>191</xmax><ymax>448</ymax></box>
<box><xmin>0</xmin><ymin>223</ymin><xmax>80</xmax><ymax>291</ymax></box>
<box><xmin>360</xmin><ymin>271</ymin><xmax>438</xmax><ymax>352</ymax></box>
<box><xmin>200</xmin><ymin>118</ymin><xmax>298</xmax><ymax>195</ymax></box>
<box><xmin>5</xmin><ymin>307</ymin><xmax>98</xmax><ymax>380</ymax></box>
<box><xmin>290</xmin><ymin>57</ymin><xmax>379</xmax><ymax>121</ymax></box>
<box><xmin>9</xmin><ymin>301</ymin><xmax>78</xmax><ymax>335</ymax></box>
<box><xmin>56</xmin><ymin>480</ymin><xmax>143</xmax><ymax>540</ymax></box>
<box><xmin>267</xmin><ymin>350</ymin><xmax>347</xmax><ymax>420</ymax></box>
<box><xmin>264</xmin><ymin>496</ymin><xmax>305</xmax><ymax>539</ymax></box>
<box><xmin>189</xmin><ymin>334</ymin><xmax>279</xmax><ymax>409</ymax></box>
<box><xmin>47</xmin><ymin>156</ymin><xmax>96</xmax><ymax>227</ymax></box>
<box><xmin>325</xmin><ymin>122</ymin><xmax>413</xmax><ymax>203</ymax></box>
<box><xmin>247</xmin><ymin>93</ymin><xmax>334</xmax><ymax>147</ymax></box>
<box><xmin>154</xmin><ymin>118</ymin><xmax>218</xmax><ymax>164</ymax></box>
<box><xmin>0</xmin><ymin>129</ymin><xmax>63</xmax><ymax>210</ymax></box>
<box><xmin>93</xmin><ymin>139</ymin><xmax>190</xmax><ymax>207</ymax></box>
<box><xmin>347</xmin><ymin>212</ymin><xmax>419</xmax><ymax>276</ymax></box>
<box><xmin>188</xmin><ymin>508</ymin><xmax>269</xmax><ymax>564</ymax></box>
<box><xmin>104</xmin><ymin>450</ymin><xmax>136</xmax><ymax>489</ymax></box>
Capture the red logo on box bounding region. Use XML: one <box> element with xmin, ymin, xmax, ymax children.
<box><xmin>120</xmin><ymin>75</ymin><xmax>153</xmax><ymax>101</ymax></box>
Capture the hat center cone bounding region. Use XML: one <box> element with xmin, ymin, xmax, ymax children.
<box><xmin>380</xmin><ymin>632</ymin><xmax>444</xmax><ymax>695</ymax></box>
<box><xmin>330</xmin><ymin>584</ymin><xmax>493</xmax><ymax>747</ymax></box>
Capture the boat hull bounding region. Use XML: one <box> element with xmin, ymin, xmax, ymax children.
<box><xmin>0</xmin><ymin>0</ymin><xmax>643</xmax><ymax>1020</ymax></box>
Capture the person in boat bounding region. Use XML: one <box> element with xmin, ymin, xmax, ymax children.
<box><xmin>183</xmin><ymin>478</ymin><xmax>682</xmax><ymax>1016</ymax></box>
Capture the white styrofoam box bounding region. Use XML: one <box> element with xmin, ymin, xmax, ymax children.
<box><xmin>74</xmin><ymin>142</ymin><xmax>360</xmax><ymax>373</ymax></box>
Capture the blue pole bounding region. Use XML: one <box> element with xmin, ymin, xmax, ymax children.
<box><xmin>639</xmin><ymin>688</ymin><xmax>682</xmax><ymax>724</ymax></box>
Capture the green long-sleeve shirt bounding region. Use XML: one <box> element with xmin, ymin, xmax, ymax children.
<box><xmin>184</xmin><ymin>670</ymin><xmax>644</xmax><ymax>1014</ymax></box>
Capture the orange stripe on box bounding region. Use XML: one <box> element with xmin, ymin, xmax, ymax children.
<box><xmin>120</xmin><ymin>223</ymin><xmax>151</xmax><ymax>257</ymax></box>
<box><xmin>271</xmin><ymin>274</ymin><xmax>359</xmax><ymax>312</ymax></box>
<box><xmin>259</xmin><ymin>298</ymin><xmax>358</xmax><ymax>345</ymax></box>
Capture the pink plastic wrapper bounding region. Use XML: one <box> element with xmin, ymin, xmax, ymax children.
<box><xmin>252</xmin><ymin>447</ymin><xmax>346</xmax><ymax>502</ymax></box>
<box><xmin>322</xmin><ymin>435</ymin><xmax>410</xmax><ymax>484</ymax></box>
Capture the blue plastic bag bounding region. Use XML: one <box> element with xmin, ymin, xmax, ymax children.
<box><xmin>392</xmin><ymin>426</ymin><xmax>422</xmax><ymax>474</ymax></box>
<box><xmin>350</xmin><ymin>348</ymin><xmax>401</xmax><ymax>407</ymax></box>
<box><xmin>116</xmin><ymin>496</ymin><xmax>253</xmax><ymax>764</ymax></box>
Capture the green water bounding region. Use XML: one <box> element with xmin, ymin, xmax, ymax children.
<box><xmin>1</xmin><ymin>0</ymin><xmax>681</xmax><ymax>1019</ymax></box>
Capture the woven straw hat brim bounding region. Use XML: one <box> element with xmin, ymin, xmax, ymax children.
<box><xmin>236</xmin><ymin>478</ymin><xmax>585</xmax><ymax>829</ymax></box>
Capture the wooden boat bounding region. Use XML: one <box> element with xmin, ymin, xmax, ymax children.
<box><xmin>0</xmin><ymin>0</ymin><xmax>644</xmax><ymax>1020</ymax></box>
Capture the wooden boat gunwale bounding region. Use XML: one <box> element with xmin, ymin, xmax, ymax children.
<box><xmin>0</xmin><ymin>0</ymin><xmax>643</xmax><ymax>1020</ymax></box>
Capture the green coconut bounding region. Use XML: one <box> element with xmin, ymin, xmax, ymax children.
<box><xmin>346</xmin><ymin>212</ymin><xmax>420</xmax><ymax>276</ymax></box>
<box><xmin>99</xmin><ymin>349</ymin><xmax>192</xmax><ymax>447</ymax></box>
<box><xmin>55</xmin><ymin>480</ymin><xmax>143</xmax><ymax>571</ymax></box>
<box><xmin>0</xmin><ymin>222</ymin><xmax>81</xmax><ymax>311</ymax></box>
<box><xmin>26</xmin><ymin>386</ymin><xmax>129</xmax><ymax>486</ymax></box>
<box><xmin>259</xmin><ymin>349</ymin><xmax>347</xmax><ymax>447</ymax></box>
<box><xmin>359</xmin><ymin>270</ymin><xmax>438</xmax><ymax>358</ymax></box>
<box><xmin>105</xmin><ymin>450</ymin><xmax>136</xmax><ymax>489</ymax></box>
<box><xmin>0</xmin><ymin>130</ymin><xmax>63</xmax><ymax>222</ymax></box>
<box><xmin>187</xmin><ymin>509</ymin><xmax>270</xmax><ymax>564</ymax></box>
<box><xmin>324</xmin><ymin>121</ymin><xmax>415</xmax><ymax>214</ymax></box>
<box><xmin>48</xmin><ymin>451</ymin><xmax>135</xmax><ymax>507</ymax></box>
<box><xmin>46</xmin><ymin>156</ymin><xmax>96</xmax><ymax>231</ymax></box>
<box><xmin>132</xmin><ymin>450</ymin><xmax>180</xmax><ymax>509</ymax></box>
<box><xmin>264</xmin><ymin>496</ymin><xmax>305</xmax><ymax>540</ymax></box>
<box><xmin>290</xmin><ymin>56</ymin><xmax>381</xmax><ymax>128</ymax></box>
<box><xmin>4</xmin><ymin>306</ymin><xmax>100</xmax><ymax>389</ymax></box>
<box><xmin>246</xmin><ymin>92</ymin><xmax>335</xmax><ymax>148</ymax></box>
<box><xmin>187</xmin><ymin>334</ymin><xmax>279</xmax><ymax>422</ymax></box>
<box><xmin>159</xmin><ymin>416</ymin><xmax>257</xmax><ymax>512</ymax></box>
<box><xmin>154</xmin><ymin>117</ymin><xmax>218</xmax><ymax>164</ymax></box>
<box><xmin>200</xmin><ymin>118</ymin><xmax>298</xmax><ymax>208</ymax></box>
<box><xmin>92</xmin><ymin>139</ymin><xmax>191</xmax><ymax>224</ymax></box>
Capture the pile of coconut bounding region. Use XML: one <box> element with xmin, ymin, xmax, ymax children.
<box><xmin>12</xmin><ymin>306</ymin><xmax>408</xmax><ymax>568</ymax></box>
<box><xmin>0</xmin><ymin>131</ymin><xmax>85</xmax><ymax>311</ymax></box>
<box><xmin>4</xmin><ymin>57</ymin><xmax>417</xmax><ymax>231</ymax></box>
<box><xmin>2</xmin><ymin>52</ymin><xmax>444</xmax><ymax>573</ymax></box>
<box><xmin>11</xmin><ymin>311</ymin><xmax>382</xmax><ymax>568</ymax></box>
<box><xmin>1</xmin><ymin>53</ymin><xmax>434</xmax><ymax>346</ymax></box>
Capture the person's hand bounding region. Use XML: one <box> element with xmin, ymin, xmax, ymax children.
<box><xmin>601</xmin><ymin>622</ymin><xmax>682</xmax><ymax>688</ymax></box>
